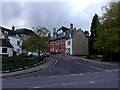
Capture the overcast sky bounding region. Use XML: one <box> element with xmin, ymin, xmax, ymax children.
<box><xmin>0</xmin><ymin>0</ymin><xmax>111</xmax><ymax>33</ymax></box>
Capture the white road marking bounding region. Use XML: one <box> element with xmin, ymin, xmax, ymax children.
<box><xmin>71</xmin><ymin>74</ymin><xmax>78</xmax><ymax>76</ymax></box>
<box><xmin>105</xmin><ymin>70</ymin><xmax>111</xmax><ymax>72</ymax></box>
<box><xmin>61</xmin><ymin>83</ymin><xmax>70</xmax><ymax>85</ymax></box>
<box><xmin>32</xmin><ymin>87</ymin><xmax>40</xmax><ymax>88</ymax></box>
<box><xmin>79</xmin><ymin>73</ymin><xmax>83</xmax><ymax>75</ymax></box>
<box><xmin>115</xmin><ymin>69</ymin><xmax>118</xmax><ymax>71</ymax></box>
<box><xmin>89</xmin><ymin>81</ymin><xmax>95</xmax><ymax>83</ymax></box>
<box><xmin>74</xmin><ymin>62</ymin><xmax>85</xmax><ymax>65</ymax></box>
<box><xmin>90</xmin><ymin>67</ymin><xmax>103</xmax><ymax>70</ymax></box>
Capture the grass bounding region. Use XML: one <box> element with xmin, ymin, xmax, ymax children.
<box><xmin>2</xmin><ymin>56</ymin><xmax>43</xmax><ymax>71</ymax></box>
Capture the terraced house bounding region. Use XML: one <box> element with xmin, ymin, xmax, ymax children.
<box><xmin>49</xmin><ymin>23</ymin><xmax>89</xmax><ymax>56</ymax></box>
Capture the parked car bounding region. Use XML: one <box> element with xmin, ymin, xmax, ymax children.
<box><xmin>45</xmin><ymin>53</ymin><xmax>50</xmax><ymax>57</ymax></box>
<box><xmin>40</xmin><ymin>52</ymin><xmax>50</xmax><ymax>58</ymax></box>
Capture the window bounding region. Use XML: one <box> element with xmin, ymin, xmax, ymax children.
<box><xmin>61</xmin><ymin>40</ymin><xmax>64</xmax><ymax>44</ymax></box>
<box><xmin>67</xmin><ymin>48</ymin><xmax>70</xmax><ymax>53</ymax></box>
<box><xmin>61</xmin><ymin>46</ymin><xmax>64</xmax><ymax>50</ymax></box>
<box><xmin>50</xmin><ymin>48</ymin><xmax>52</xmax><ymax>51</ymax></box>
<box><xmin>58</xmin><ymin>40</ymin><xmax>59</xmax><ymax>44</ymax></box>
<box><xmin>50</xmin><ymin>42</ymin><xmax>52</xmax><ymax>45</ymax></box>
<box><xmin>2</xmin><ymin>48</ymin><xmax>7</xmax><ymax>53</ymax></box>
<box><xmin>17</xmin><ymin>41</ymin><xmax>20</xmax><ymax>45</ymax></box>
<box><xmin>55</xmin><ymin>41</ymin><xmax>57</xmax><ymax>45</ymax></box>
<box><xmin>17</xmin><ymin>49</ymin><xmax>20</xmax><ymax>54</ymax></box>
<box><xmin>67</xmin><ymin>41</ymin><xmax>71</xmax><ymax>45</ymax></box>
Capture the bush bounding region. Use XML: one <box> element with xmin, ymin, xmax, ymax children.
<box><xmin>2</xmin><ymin>55</ymin><xmax>42</xmax><ymax>71</ymax></box>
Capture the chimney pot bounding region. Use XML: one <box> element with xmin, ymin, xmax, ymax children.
<box><xmin>12</xmin><ymin>26</ymin><xmax>15</xmax><ymax>31</ymax></box>
<box><xmin>70</xmin><ymin>23</ymin><xmax>73</xmax><ymax>30</ymax></box>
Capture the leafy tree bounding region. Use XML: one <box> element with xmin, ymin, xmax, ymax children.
<box><xmin>90</xmin><ymin>14</ymin><xmax>100</xmax><ymax>54</ymax></box>
<box><xmin>21</xmin><ymin>26</ymin><xmax>50</xmax><ymax>58</ymax></box>
<box><xmin>93</xmin><ymin>1</ymin><xmax>120</xmax><ymax>61</ymax></box>
<box><xmin>84</xmin><ymin>31</ymin><xmax>89</xmax><ymax>36</ymax></box>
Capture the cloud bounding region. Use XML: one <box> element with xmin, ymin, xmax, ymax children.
<box><xmin>1</xmin><ymin>1</ymin><xmax>109</xmax><ymax>33</ymax></box>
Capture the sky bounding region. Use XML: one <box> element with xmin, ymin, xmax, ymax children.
<box><xmin>0</xmin><ymin>0</ymin><xmax>112</xmax><ymax>34</ymax></box>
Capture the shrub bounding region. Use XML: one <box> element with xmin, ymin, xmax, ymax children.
<box><xmin>2</xmin><ymin>55</ymin><xmax>42</xmax><ymax>71</ymax></box>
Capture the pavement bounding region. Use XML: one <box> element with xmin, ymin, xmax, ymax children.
<box><xmin>1</xmin><ymin>57</ymin><xmax>57</xmax><ymax>78</ymax></box>
<box><xmin>80</xmin><ymin>57</ymin><xmax>119</xmax><ymax>65</ymax></box>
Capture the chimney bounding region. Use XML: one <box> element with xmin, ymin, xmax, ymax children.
<box><xmin>12</xmin><ymin>26</ymin><xmax>15</xmax><ymax>31</ymax></box>
<box><xmin>74</xmin><ymin>27</ymin><xmax>76</xmax><ymax>30</ymax></box>
<box><xmin>53</xmin><ymin>28</ymin><xmax>56</xmax><ymax>37</ymax></box>
<box><xmin>70</xmin><ymin>23</ymin><xmax>73</xmax><ymax>30</ymax></box>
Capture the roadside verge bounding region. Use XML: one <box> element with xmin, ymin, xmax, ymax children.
<box><xmin>1</xmin><ymin>57</ymin><xmax>57</xmax><ymax>78</ymax></box>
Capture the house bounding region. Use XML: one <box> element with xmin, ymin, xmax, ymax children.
<box><xmin>0</xmin><ymin>26</ymin><xmax>23</xmax><ymax>55</ymax></box>
<box><xmin>0</xmin><ymin>26</ymin><xmax>34</xmax><ymax>56</ymax></box>
<box><xmin>0</xmin><ymin>30</ymin><xmax>13</xmax><ymax>59</ymax></box>
<box><xmin>15</xmin><ymin>28</ymin><xmax>35</xmax><ymax>41</ymax></box>
<box><xmin>66</xmin><ymin>29</ymin><xmax>88</xmax><ymax>55</ymax></box>
<box><xmin>49</xmin><ymin>26</ymin><xmax>71</xmax><ymax>54</ymax></box>
<box><xmin>49</xmin><ymin>23</ymin><xmax>89</xmax><ymax>56</ymax></box>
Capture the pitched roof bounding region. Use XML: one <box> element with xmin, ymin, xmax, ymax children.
<box><xmin>57</xmin><ymin>26</ymin><xmax>70</xmax><ymax>32</ymax></box>
<box><xmin>0</xmin><ymin>26</ymin><xmax>35</xmax><ymax>36</ymax></box>
<box><xmin>49</xmin><ymin>29</ymin><xmax>73</xmax><ymax>41</ymax></box>
<box><xmin>15</xmin><ymin>28</ymin><xmax>35</xmax><ymax>35</ymax></box>
<box><xmin>67</xmin><ymin>30</ymin><xmax>79</xmax><ymax>40</ymax></box>
<box><xmin>1</xmin><ymin>26</ymin><xmax>16</xmax><ymax>36</ymax></box>
<box><xmin>0</xmin><ymin>39</ymin><xmax>13</xmax><ymax>48</ymax></box>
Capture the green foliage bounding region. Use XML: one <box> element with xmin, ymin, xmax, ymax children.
<box><xmin>90</xmin><ymin>14</ymin><xmax>100</xmax><ymax>39</ymax></box>
<box><xmin>2</xmin><ymin>56</ymin><xmax>41</xmax><ymax>71</ymax></box>
<box><xmin>90</xmin><ymin>14</ymin><xmax>100</xmax><ymax>54</ymax></box>
<box><xmin>20</xmin><ymin>26</ymin><xmax>51</xmax><ymax>58</ymax></box>
<box><xmin>94</xmin><ymin>27</ymin><xmax>120</xmax><ymax>53</ymax></box>
<box><xmin>93</xmin><ymin>1</ymin><xmax>120</xmax><ymax>56</ymax></box>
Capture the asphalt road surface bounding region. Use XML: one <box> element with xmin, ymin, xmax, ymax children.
<box><xmin>2</xmin><ymin>55</ymin><xmax>119</xmax><ymax>88</ymax></box>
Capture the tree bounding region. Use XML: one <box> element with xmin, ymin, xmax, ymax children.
<box><xmin>90</xmin><ymin>14</ymin><xmax>100</xmax><ymax>54</ymax></box>
<box><xmin>21</xmin><ymin>26</ymin><xmax>50</xmax><ymax>58</ymax></box>
<box><xmin>84</xmin><ymin>31</ymin><xmax>89</xmax><ymax>36</ymax></box>
<box><xmin>93</xmin><ymin>1</ymin><xmax>120</xmax><ymax>61</ymax></box>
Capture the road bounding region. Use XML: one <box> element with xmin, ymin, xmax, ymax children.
<box><xmin>2</xmin><ymin>55</ymin><xmax>119</xmax><ymax>88</ymax></box>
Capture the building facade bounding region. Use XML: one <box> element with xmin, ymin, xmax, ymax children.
<box><xmin>0</xmin><ymin>26</ymin><xmax>34</xmax><ymax>56</ymax></box>
<box><xmin>0</xmin><ymin>29</ymin><xmax>13</xmax><ymax>59</ymax></box>
<box><xmin>66</xmin><ymin>29</ymin><xmax>88</xmax><ymax>55</ymax></box>
<box><xmin>49</xmin><ymin>23</ymin><xmax>89</xmax><ymax>56</ymax></box>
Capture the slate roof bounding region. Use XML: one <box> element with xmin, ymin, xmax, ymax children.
<box><xmin>49</xmin><ymin>26</ymin><xmax>79</xmax><ymax>41</ymax></box>
<box><xmin>0</xmin><ymin>26</ymin><xmax>35</xmax><ymax>36</ymax></box>
<box><xmin>15</xmin><ymin>28</ymin><xmax>35</xmax><ymax>35</ymax></box>
<box><xmin>1</xmin><ymin>26</ymin><xmax>16</xmax><ymax>36</ymax></box>
<box><xmin>57</xmin><ymin>26</ymin><xmax>70</xmax><ymax>32</ymax></box>
<box><xmin>0</xmin><ymin>39</ymin><xmax>13</xmax><ymax>48</ymax></box>
<box><xmin>67</xmin><ymin>30</ymin><xmax>79</xmax><ymax>40</ymax></box>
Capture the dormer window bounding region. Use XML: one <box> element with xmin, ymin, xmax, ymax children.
<box><xmin>63</xmin><ymin>32</ymin><xmax>66</xmax><ymax>36</ymax></box>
